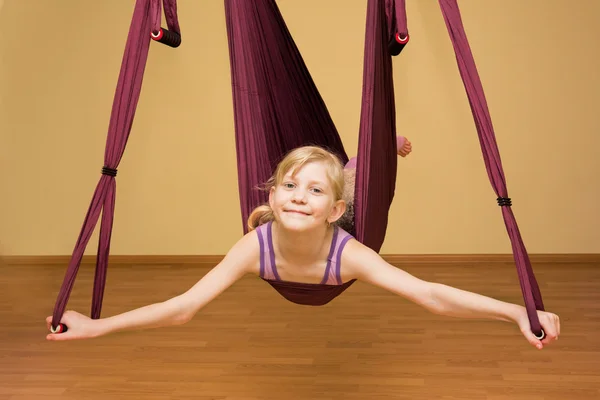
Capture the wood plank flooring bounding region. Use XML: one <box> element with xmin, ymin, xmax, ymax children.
<box><xmin>1</xmin><ymin>261</ymin><xmax>598</xmax><ymax>399</ymax></box>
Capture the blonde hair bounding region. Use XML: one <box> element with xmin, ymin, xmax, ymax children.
<box><xmin>247</xmin><ymin>146</ymin><xmax>346</xmax><ymax>231</ymax></box>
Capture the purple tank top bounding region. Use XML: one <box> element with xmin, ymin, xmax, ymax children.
<box><xmin>255</xmin><ymin>221</ymin><xmax>356</xmax><ymax>306</ymax></box>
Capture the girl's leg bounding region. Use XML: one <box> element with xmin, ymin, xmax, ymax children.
<box><xmin>339</xmin><ymin>136</ymin><xmax>408</xmax><ymax>233</ymax></box>
<box><xmin>345</xmin><ymin>135</ymin><xmax>407</xmax><ymax>169</ymax></box>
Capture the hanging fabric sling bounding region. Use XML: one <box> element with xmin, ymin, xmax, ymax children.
<box><xmin>49</xmin><ymin>0</ymin><xmax>182</xmax><ymax>334</ymax></box>
<box><xmin>225</xmin><ymin>0</ymin><xmax>545</xmax><ymax>338</ymax></box>
<box><xmin>224</xmin><ymin>0</ymin><xmax>406</xmax><ymax>306</ymax></box>
<box><xmin>224</xmin><ymin>0</ymin><xmax>407</xmax><ymax>251</ymax></box>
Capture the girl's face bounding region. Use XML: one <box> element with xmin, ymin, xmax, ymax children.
<box><xmin>269</xmin><ymin>161</ymin><xmax>345</xmax><ymax>232</ymax></box>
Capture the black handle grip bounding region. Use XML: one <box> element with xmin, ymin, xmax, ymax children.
<box><xmin>151</xmin><ymin>28</ymin><xmax>182</xmax><ymax>48</ymax></box>
<box><xmin>388</xmin><ymin>32</ymin><xmax>409</xmax><ymax>56</ymax></box>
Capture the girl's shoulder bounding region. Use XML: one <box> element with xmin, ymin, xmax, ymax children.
<box><xmin>338</xmin><ymin>237</ymin><xmax>379</xmax><ymax>281</ymax></box>
<box><xmin>221</xmin><ymin>228</ymin><xmax>261</xmax><ymax>277</ymax></box>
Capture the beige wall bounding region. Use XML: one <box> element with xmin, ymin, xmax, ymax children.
<box><xmin>1</xmin><ymin>0</ymin><xmax>598</xmax><ymax>256</ymax></box>
<box><xmin>0</xmin><ymin>0</ymin><xmax>6</xmax><ymax>258</ymax></box>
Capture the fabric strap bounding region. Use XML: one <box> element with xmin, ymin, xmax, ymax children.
<box><xmin>438</xmin><ymin>0</ymin><xmax>545</xmax><ymax>336</ymax></box>
<box><xmin>50</xmin><ymin>0</ymin><xmax>182</xmax><ymax>331</ymax></box>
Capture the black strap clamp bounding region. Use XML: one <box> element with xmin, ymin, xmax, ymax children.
<box><xmin>497</xmin><ymin>197</ymin><xmax>512</xmax><ymax>207</ymax></box>
<box><xmin>102</xmin><ymin>166</ymin><xmax>118</xmax><ymax>177</ymax></box>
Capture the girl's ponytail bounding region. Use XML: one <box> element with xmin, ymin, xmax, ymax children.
<box><xmin>247</xmin><ymin>204</ymin><xmax>275</xmax><ymax>231</ymax></box>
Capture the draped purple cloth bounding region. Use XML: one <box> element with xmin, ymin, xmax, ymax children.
<box><xmin>388</xmin><ymin>0</ymin><xmax>407</xmax><ymax>39</ymax></box>
<box><xmin>225</xmin><ymin>0</ymin><xmax>402</xmax><ymax>254</ymax></box>
<box><xmin>438</xmin><ymin>0</ymin><xmax>544</xmax><ymax>336</ymax></box>
<box><xmin>50</xmin><ymin>0</ymin><xmax>181</xmax><ymax>331</ymax></box>
<box><xmin>354</xmin><ymin>0</ymin><xmax>406</xmax><ymax>251</ymax></box>
<box><xmin>225</xmin><ymin>0</ymin><xmax>350</xmax><ymax>231</ymax></box>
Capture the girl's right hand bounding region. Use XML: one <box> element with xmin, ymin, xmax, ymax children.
<box><xmin>516</xmin><ymin>309</ymin><xmax>561</xmax><ymax>350</ymax></box>
<box><xmin>45</xmin><ymin>311</ymin><xmax>100</xmax><ymax>341</ymax></box>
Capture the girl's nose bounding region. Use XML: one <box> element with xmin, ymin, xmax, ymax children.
<box><xmin>292</xmin><ymin>189</ymin><xmax>307</xmax><ymax>202</ymax></box>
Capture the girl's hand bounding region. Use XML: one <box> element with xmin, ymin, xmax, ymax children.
<box><xmin>45</xmin><ymin>311</ymin><xmax>101</xmax><ymax>341</ymax></box>
<box><xmin>516</xmin><ymin>309</ymin><xmax>561</xmax><ymax>350</ymax></box>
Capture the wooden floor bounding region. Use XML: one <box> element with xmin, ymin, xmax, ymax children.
<box><xmin>1</xmin><ymin>260</ymin><xmax>599</xmax><ymax>399</ymax></box>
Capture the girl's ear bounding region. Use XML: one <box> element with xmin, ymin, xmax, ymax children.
<box><xmin>328</xmin><ymin>199</ymin><xmax>347</xmax><ymax>224</ymax></box>
<box><xmin>268</xmin><ymin>187</ymin><xmax>275</xmax><ymax>208</ymax></box>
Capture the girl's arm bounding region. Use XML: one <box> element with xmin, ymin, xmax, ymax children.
<box><xmin>342</xmin><ymin>240</ymin><xmax>560</xmax><ymax>349</ymax></box>
<box><xmin>46</xmin><ymin>231</ymin><xmax>259</xmax><ymax>341</ymax></box>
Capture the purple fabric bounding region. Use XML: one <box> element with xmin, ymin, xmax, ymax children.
<box><xmin>438</xmin><ymin>0</ymin><xmax>544</xmax><ymax>336</ymax></box>
<box><xmin>225</xmin><ymin>0</ymin><xmax>402</xmax><ymax>254</ymax></box>
<box><xmin>388</xmin><ymin>0</ymin><xmax>408</xmax><ymax>39</ymax></box>
<box><xmin>353</xmin><ymin>0</ymin><xmax>401</xmax><ymax>251</ymax></box>
<box><xmin>224</xmin><ymin>0</ymin><xmax>349</xmax><ymax>234</ymax></box>
<box><xmin>51</xmin><ymin>0</ymin><xmax>181</xmax><ymax>331</ymax></box>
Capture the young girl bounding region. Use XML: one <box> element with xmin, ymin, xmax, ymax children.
<box><xmin>46</xmin><ymin>144</ymin><xmax>559</xmax><ymax>350</ymax></box>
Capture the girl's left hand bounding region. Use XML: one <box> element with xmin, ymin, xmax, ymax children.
<box><xmin>516</xmin><ymin>309</ymin><xmax>561</xmax><ymax>350</ymax></box>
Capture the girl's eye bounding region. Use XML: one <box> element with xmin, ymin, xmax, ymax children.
<box><xmin>311</xmin><ymin>188</ymin><xmax>322</xmax><ymax>193</ymax></box>
<box><xmin>284</xmin><ymin>183</ymin><xmax>295</xmax><ymax>188</ymax></box>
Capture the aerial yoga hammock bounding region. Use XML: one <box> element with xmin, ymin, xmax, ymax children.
<box><xmin>49</xmin><ymin>0</ymin><xmax>546</xmax><ymax>340</ymax></box>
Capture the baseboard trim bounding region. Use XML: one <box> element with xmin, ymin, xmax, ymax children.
<box><xmin>2</xmin><ymin>254</ymin><xmax>599</xmax><ymax>266</ymax></box>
